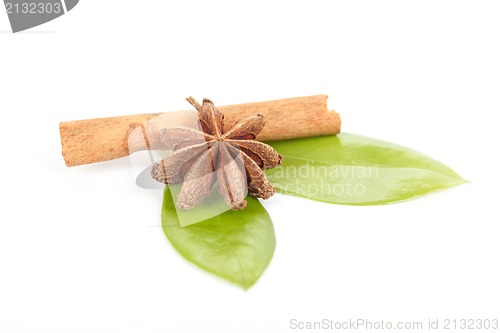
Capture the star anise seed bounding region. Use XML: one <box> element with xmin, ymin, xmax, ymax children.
<box><xmin>151</xmin><ymin>97</ymin><xmax>283</xmax><ymax>210</ymax></box>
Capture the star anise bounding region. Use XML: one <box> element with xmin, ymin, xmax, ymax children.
<box><xmin>151</xmin><ymin>97</ymin><xmax>283</xmax><ymax>210</ymax></box>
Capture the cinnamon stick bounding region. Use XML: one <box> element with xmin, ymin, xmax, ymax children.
<box><xmin>59</xmin><ymin>95</ymin><xmax>341</xmax><ymax>167</ymax></box>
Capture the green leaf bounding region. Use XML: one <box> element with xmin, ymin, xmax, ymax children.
<box><xmin>266</xmin><ymin>133</ymin><xmax>467</xmax><ymax>205</ymax></box>
<box><xmin>162</xmin><ymin>187</ymin><xmax>276</xmax><ymax>289</ymax></box>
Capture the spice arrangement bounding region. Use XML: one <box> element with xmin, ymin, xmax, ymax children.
<box><xmin>59</xmin><ymin>95</ymin><xmax>466</xmax><ymax>289</ymax></box>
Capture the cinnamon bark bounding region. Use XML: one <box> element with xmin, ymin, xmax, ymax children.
<box><xmin>59</xmin><ymin>95</ymin><xmax>341</xmax><ymax>167</ymax></box>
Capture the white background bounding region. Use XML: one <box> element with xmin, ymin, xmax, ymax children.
<box><xmin>1</xmin><ymin>1</ymin><xmax>499</xmax><ymax>332</ymax></box>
